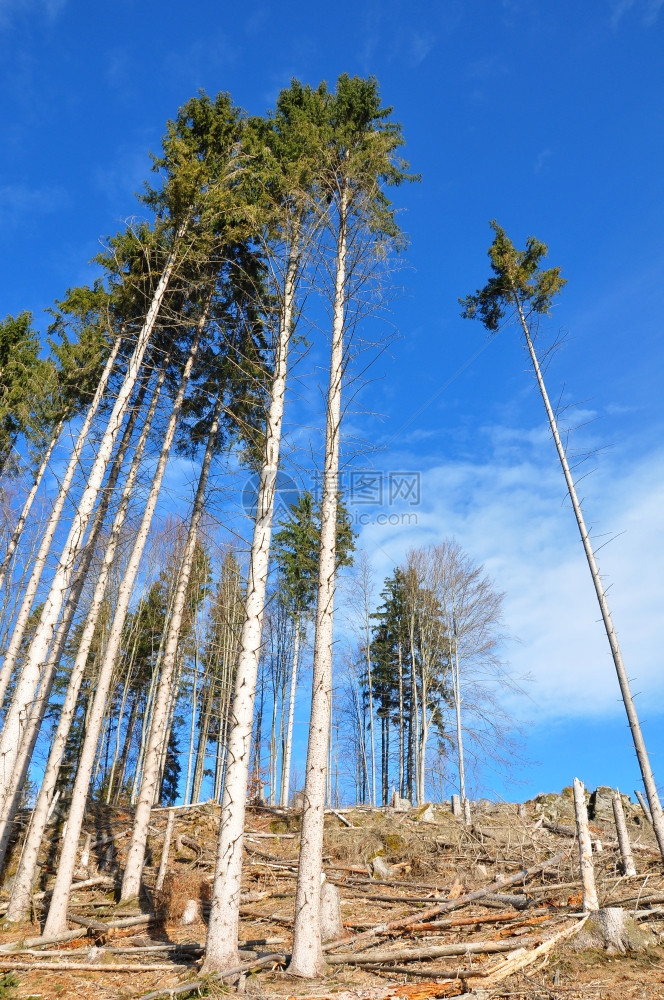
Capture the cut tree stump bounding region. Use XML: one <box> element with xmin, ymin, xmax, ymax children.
<box><xmin>574</xmin><ymin>906</ymin><xmax>654</xmax><ymax>953</ymax></box>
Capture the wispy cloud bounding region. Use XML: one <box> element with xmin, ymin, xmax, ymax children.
<box><xmin>609</xmin><ymin>0</ymin><xmax>664</xmax><ymax>27</ymax></box>
<box><xmin>0</xmin><ymin>182</ymin><xmax>67</xmax><ymax>226</ymax></box>
<box><xmin>534</xmin><ymin>148</ymin><xmax>552</xmax><ymax>173</ymax></box>
<box><xmin>0</xmin><ymin>0</ymin><xmax>65</xmax><ymax>27</ymax></box>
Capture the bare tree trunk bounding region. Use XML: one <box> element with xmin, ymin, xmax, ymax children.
<box><xmin>0</xmin><ymin>340</ymin><xmax>120</xmax><ymax>714</ymax></box>
<box><xmin>203</xmin><ymin>224</ymin><xmax>300</xmax><ymax>974</ymax></box>
<box><xmin>191</xmin><ymin>674</ymin><xmax>214</xmax><ymax>803</ymax></box>
<box><xmin>155</xmin><ymin>808</ymin><xmax>175</xmax><ymax>892</ymax></box>
<box><xmin>184</xmin><ymin>647</ymin><xmax>199</xmax><ymax>804</ymax></box>
<box><xmin>279</xmin><ymin>615</ymin><xmax>300</xmax><ymax>808</ymax></box>
<box><xmin>0</xmin><ymin>414</ymin><xmax>65</xmax><ymax>595</ymax></box>
<box><xmin>121</xmin><ymin>397</ymin><xmax>222</xmax><ymax>899</ymax></box>
<box><xmin>516</xmin><ymin>298</ymin><xmax>664</xmax><ymax>859</ymax></box>
<box><xmin>0</xmin><ymin>373</ymin><xmax>151</xmax><ymax>871</ymax></box>
<box><xmin>452</xmin><ymin>621</ymin><xmax>466</xmax><ymax>804</ymax></box>
<box><xmin>573</xmin><ymin>777</ymin><xmax>599</xmax><ymax>912</ymax></box>
<box><xmin>0</xmin><ymin>245</ymin><xmax>180</xmax><ymax>798</ymax></box>
<box><xmin>612</xmin><ymin>790</ymin><xmax>636</xmax><ymax>877</ymax></box>
<box><xmin>408</xmin><ymin>614</ymin><xmax>419</xmax><ymax>806</ymax></box>
<box><xmin>5</xmin><ymin>366</ymin><xmax>164</xmax><ymax>922</ymax></box>
<box><xmin>105</xmin><ymin>664</ymin><xmax>133</xmax><ymax>805</ymax></box>
<box><xmin>397</xmin><ymin>643</ymin><xmax>404</xmax><ymax>801</ymax></box>
<box><xmin>113</xmin><ymin>688</ymin><xmax>140</xmax><ymax>805</ymax></box>
<box><xmin>41</xmin><ymin>303</ymin><xmax>202</xmax><ymax>937</ymax></box>
<box><xmin>289</xmin><ymin>187</ymin><xmax>347</xmax><ymax>978</ymax></box>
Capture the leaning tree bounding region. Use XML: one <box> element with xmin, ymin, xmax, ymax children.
<box><xmin>461</xmin><ymin>221</ymin><xmax>664</xmax><ymax>858</ymax></box>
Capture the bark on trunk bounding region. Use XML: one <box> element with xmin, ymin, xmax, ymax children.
<box><xmin>0</xmin><ymin>341</ymin><xmax>120</xmax><ymax>714</ymax></box>
<box><xmin>573</xmin><ymin>777</ymin><xmax>599</xmax><ymax>912</ymax></box>
<box><xmin>155</xmin><ymin>808</ymin><xmax>175</xmax><ymax>892</ymax></box>
<box><xmin>288</xmin><ymin>188</ymin><xmax>347</xmax><ymax>978</ymax></box>
<box><xmin>612</xmin><ymin>790</ymin><xmax>636</xmax><ymax>877</ymax></box>
<box><xmin>203</xmin><ymin>224</ymin><xmax>299</xmax><ymax>974</ymax></box>
<box><xmin>40</xmin><ymin>302</ymin><xmax>202</xmax><ymax>937</ymax></box>
<box><xmin>121</xmin><ymin>396</ymin><xmax>222</xmax><ymax>899</ymax></box>
<box><xmin>0</xmin><ymin>414</ymin><xmax>65</xmax><ymax>595</ymax></box>
<box><xmin>0</xmin><ymin>247</ymin><xmax>179</xmax><ymax>797</ymax></box>
<box><xmin>516</xmin><ymin>296</ymin><xmax>664</xmax><ymax>859</ymax></box>
<box><xmin>0</xmin><ymin>374</ymin><xmax>151</xmax><ymax>868</ymax></box>
<box><xmin>279</xmin><ymin>615</ymin><xmax>300</xmax><ymax>808</ymax></box>
<box><xmin>5</xmin><ymin>367</ymin><xmax>164</xmax><ymax>922</ymax></box>
<box><xmin>191</xmin><ymin>676</ymin><xmax>214</xmax><ymax>804</ymax></box>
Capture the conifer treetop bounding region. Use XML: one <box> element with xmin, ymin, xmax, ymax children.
<box><xmin>460</xmin><ymin>220</ymin><xmax>566</xmax><ymax>331</ymax></box>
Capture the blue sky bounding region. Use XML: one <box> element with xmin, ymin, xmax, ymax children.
<box><xmin>1</xmin><ymin>0</ymin><xmax>663</xmax><ymax>801</ymax></box>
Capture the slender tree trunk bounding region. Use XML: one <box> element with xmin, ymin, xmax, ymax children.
<box><xmin>515</xmin><ymin>296</ymin><xmax>664</xmax><ymax>858</ymax></box>
<box><xmin>0</xmin><ymin>247</ymin><xmax>180</xmax><ymax>798</ymax></box>
<box><xmin>612</xmin><ymin>790</ymin><xmax>636</xmax><ymax>877</ymax></box>
<box><xmin>0</xmin><ymin>341</ymin><xmax>120</xmax><ymax>714</ymax></box>
<box><xmin>418</xmin><ymin>679</ymin><xmax>429</xmax><ymax>805</ymax></box>
<box><xmin>105</xmin><ymin>657</ymin><xmax>134</xmax><ymax>804</ymax></box>
<box><xmin>192</xmin><ymin>676</ymin><xmax>214</xmax><ymax>803</ymax></box>
<box><xmin>184</xmin><ymin>647</ymin><xmax>199</xmax><ymax>804</ymax></box>
<box><xmin>203</xmin><ymin>224</ymin><xmax>300</xmax><ymax>974</ymax></box>
<box><xmin>121</xmin><ymin>397</ymin><xmax>222</xmax><ymax>898</ymax></box>
<box><xmin>0</xmin><ymin>414</ymin><xmax>65</xmax><ymax>595</ymax></box>
<box><xmin>279</xmin><ymin>614</ymin><xmax>300</xmax><ymax>807</ymax></box>
<box><xmin>452</xmin><ymin>623</ymin><xmax>466</xmax><ymax>803</ymax></box>
<box><xmin>5</xmin><ymin>366</ymin><xmax>164</xmax><ymax>922</ymax></box>
<box><xmin>113</xmin><ymin>689</ymin><xmax>140</xmax><ymax>805</ymax></box>
<box><xmin>397</xmin><ymin>643</ymin><xmax>404</xmax><ymax>799</ymax></box>
<box><xmin>41</xmin><ymin>304</ymin><xmax>203</xmax><ymax>937</ymax></box>
<box><xmin>0</xmin><ymin>373</ymin><xmax>151</xmax><ymax>865</ymax></box>
<box><xmin>251</xmin><ymin>674</ymin><xmax>264</xmax><ymax>800</ymax></box>
<box><xmin>289</xmin><ymin>187</ymin><xmax>347</xmax><ymax>978</ymax></box>
<box><xmin>365</xmin><ymin>631</ymin><xmax>376</xmax><ymax>808</ymax></box>
<box><xmin>408</xmin><ymin>616</ymin><xmax>419</xmax><ymax>806</ymax></box>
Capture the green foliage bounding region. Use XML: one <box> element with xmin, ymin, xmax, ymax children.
<box><xmin>0</xmin><ymin>974</ymin><xmax>20</xmax><ymax>998</ymax></box>
<box><xmin>460</xmin><ymin>220</ymin><xmax>567</xmax><ymax>331</ymax></box>
<box><xmin>273</xmin><ymin>492</ymin><xmax>356</xmax><ymax>619</ymax></box>
<box><xmin>47</xmin><ymin>282</ymin><xmax>114</xmax><ymax>416</ymax></box>
<box><xmin>0</xmin><ymin>312</ymin><xmax>53</xmax><ymax>473</ymax></box>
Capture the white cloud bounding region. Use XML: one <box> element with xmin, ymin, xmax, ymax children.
<box><xmin>356</xmin><ymin>426</ymin><xmax>664</xmax><ymax>724</ymax></box>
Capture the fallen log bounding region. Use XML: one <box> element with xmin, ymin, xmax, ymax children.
<box><xmin>327</xmin><ymin>809</ymin><xmax>353</xmax><ymax>828</ymax></box>
<box><xmin>326</xmin><ymin>935</ymin><xmax>540</xmax><ymax>965</ymax></box>
<box><xmin>543</xmin><ymin>819</ymin><xmax>576</xmax><ymax>837</ymax></box>
<box><xmin>0</xmin><ymin>960</ymin><xmax>182</xmax><ymax>972</ymax></box>
<box><xmin>136</xmin><ymin>952</ymin><xmax>287</xmax><ymax>1000</ymax></box>
<box><xmin>0</xmin><ymin>930</ymin><xmax>87</xmax><ymax>952</ymax></box>
<box><xmin>66</xmin><ymin>913</ymin><xmax>110</xmax><ymax>932</ymax></box>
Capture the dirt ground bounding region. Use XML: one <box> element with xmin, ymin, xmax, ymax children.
<box><xmin>0</xmin><ymin>792</ymin><xmax>661</xmax><ymax>1000</ymax></box>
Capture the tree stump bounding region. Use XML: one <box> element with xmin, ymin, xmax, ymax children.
<box><xmin>320</xmin><ymin>879</ymin><xmax>343</xmax><ymax>942</ymax></box>
<box><xmin>575</xmin><ymin>907</ymin><xmax>653</xmax><ymax>953</ymax></box>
